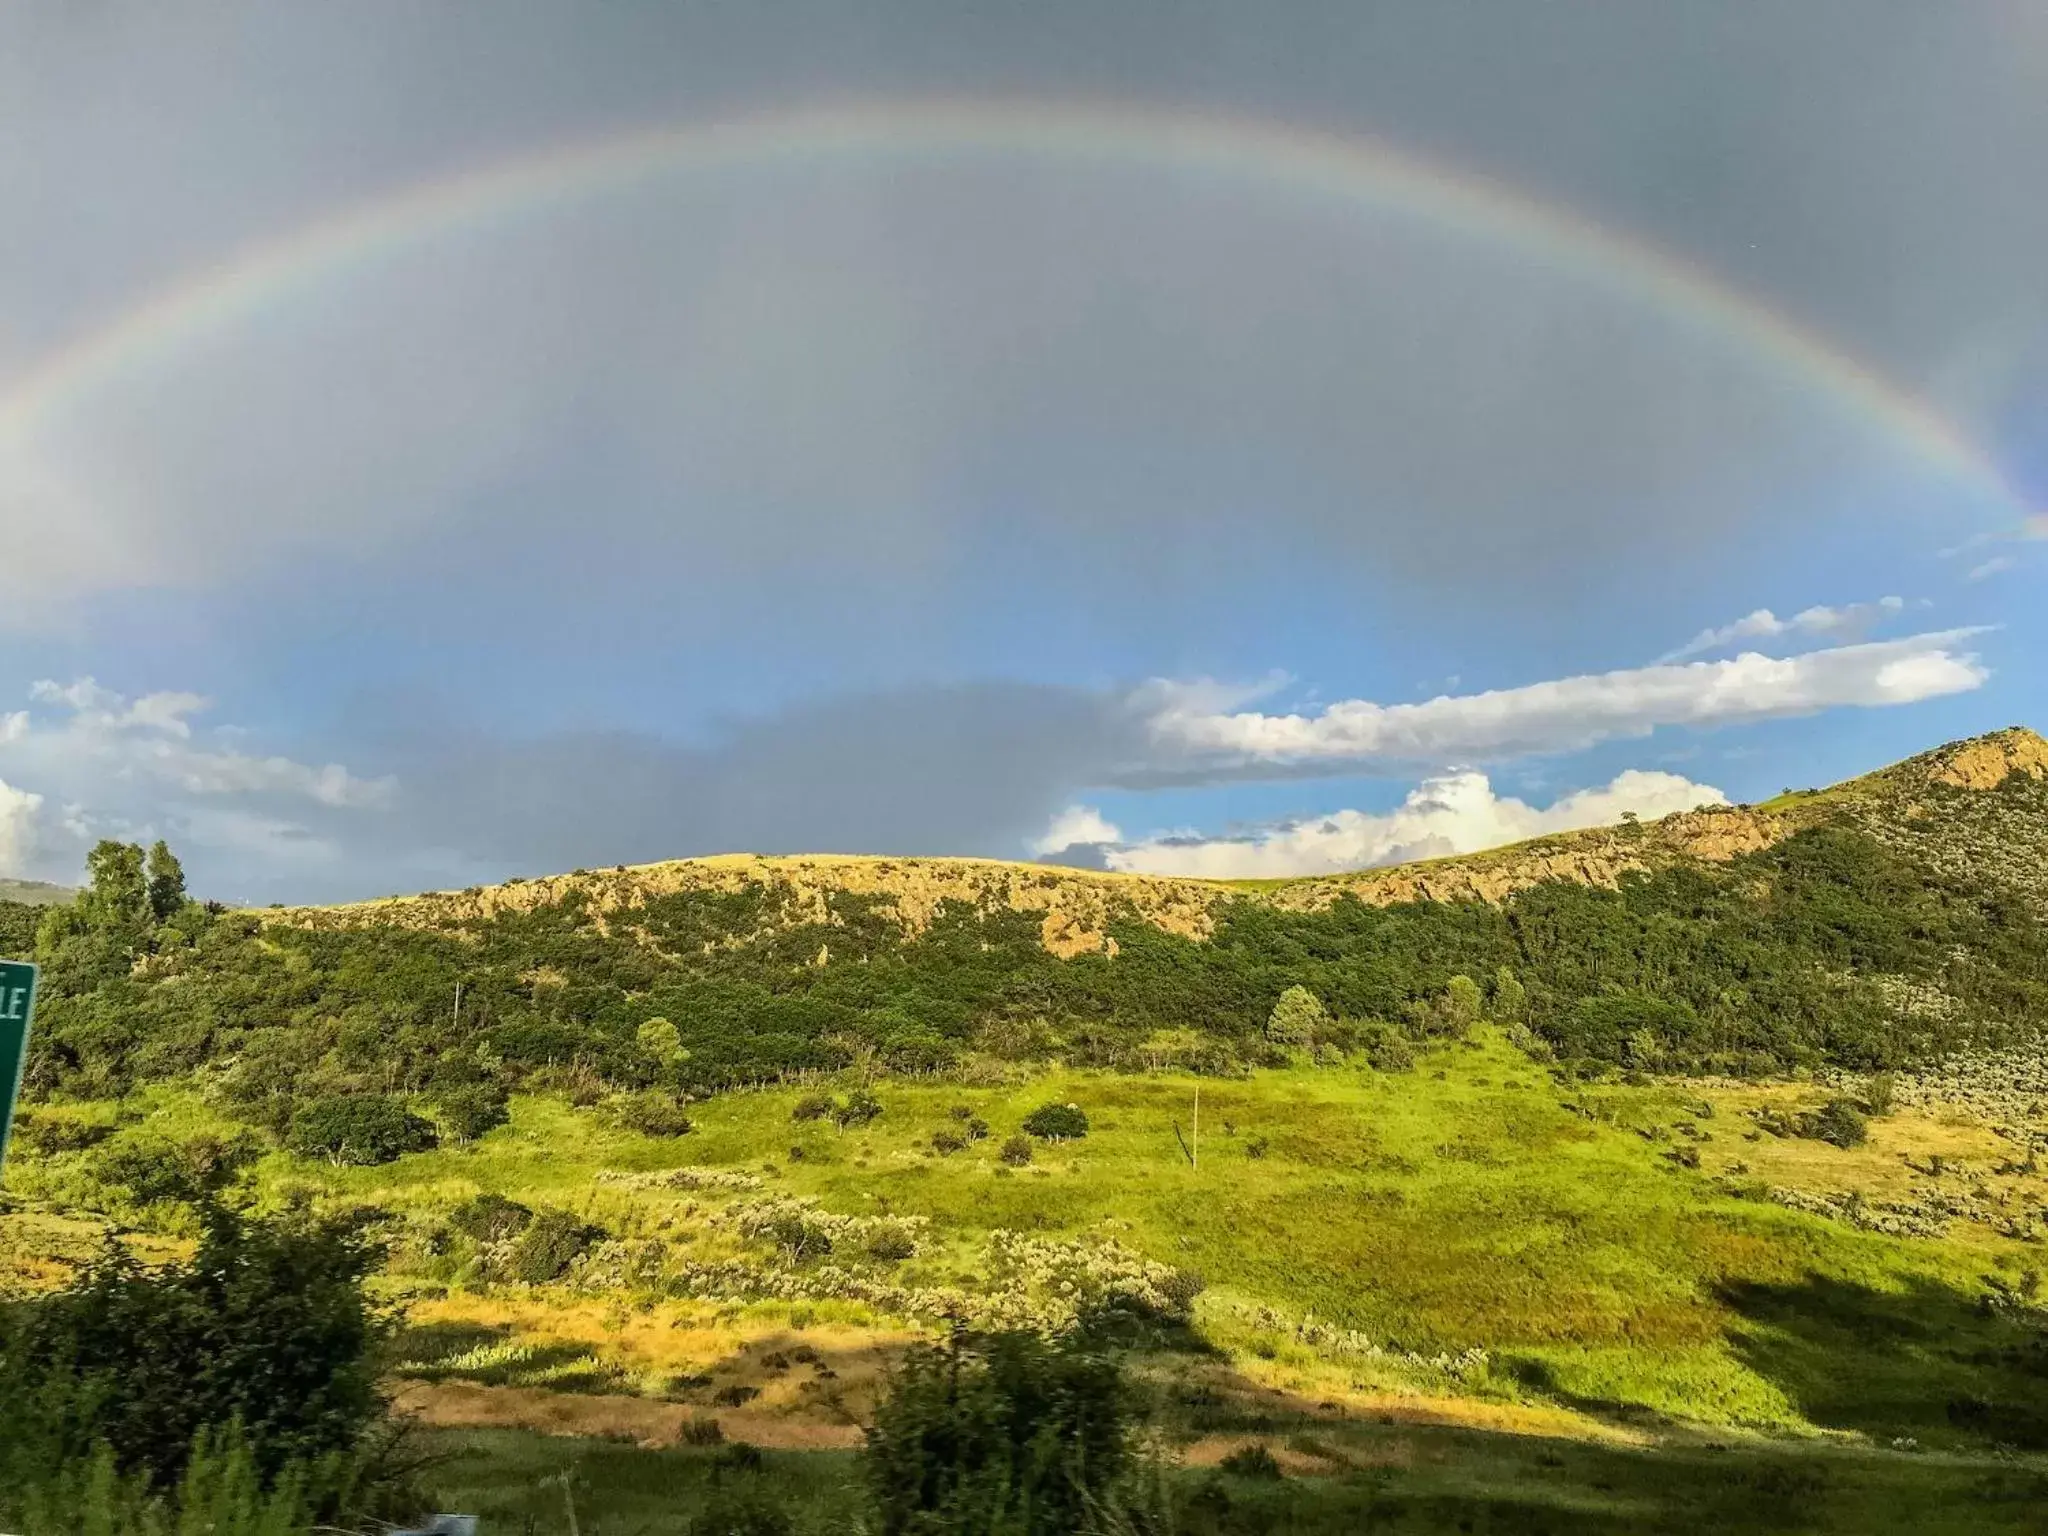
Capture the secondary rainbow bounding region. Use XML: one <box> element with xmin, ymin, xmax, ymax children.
<box><xmin>0</xmin><ymin>99</ymin><xmax>2029</xmax><ymax>521</ymax></box>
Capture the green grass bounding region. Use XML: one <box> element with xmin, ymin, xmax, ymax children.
<box><xmin>168</xmin><ymin>1031</ymin><xmax>2029</xmax><ymax>1446</ymax></box>
<box><xmin>11</xmin><ymin>1030</ymin><xmax>2044</xmax><ymax>1463</ymax></box>
<box><xmin>412</xmin><ymin>1422</ymin><xmax>2048</xmax><ymax>1535</ymax></box>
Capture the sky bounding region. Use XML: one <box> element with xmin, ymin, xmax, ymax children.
<box><xmin>0</xmin><ymin>1</ymin><xmax>2043</xmax><ymax>901</ymax></box>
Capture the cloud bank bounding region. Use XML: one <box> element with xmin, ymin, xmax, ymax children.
<box><xmin>1101</xmin><ymin>768</ymin><xmax>1729</xmax><ymax>880</ymax></box>
<box><xmin>0</xmin><ymin>621</ymin><xmax>1997</xmax><ymax>899</ymax></box>
<box><xmin>1141</xmin><ymin>630</ymin><xmax>1989</xmax><ymax>775</ymax></box>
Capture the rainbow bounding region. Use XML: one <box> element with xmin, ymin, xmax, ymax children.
<box><xmin>0</xmin><ymin>99</ymin><xmax>2030</xmax><ymax>521</ymax></box>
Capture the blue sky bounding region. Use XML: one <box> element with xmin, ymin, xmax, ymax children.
<box><xmin>0</xmin><ymin>3</ymin><xmax>2042</xmax><ymax>901</ymax></box>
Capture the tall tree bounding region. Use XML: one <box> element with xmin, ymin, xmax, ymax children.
<box><xmin>146</xmin><ymin>840</ymin><xmax>187</xmax><ymax>924</ymax></box>
<box><xmin>80</xmin><ymin>840</ymin><xmax>149</xmax><ymax>939</ymax></box>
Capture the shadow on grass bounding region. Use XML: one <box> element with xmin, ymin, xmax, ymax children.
<box><xmin>390</xmin><ymin>1320</ymin><xmax>634</xmax><ymax>1395</ymax></box>
<box><xmin>1716</xmin><ymin>1271</ymin><xmax>2048</xmax><ymax>1451</ymax></box>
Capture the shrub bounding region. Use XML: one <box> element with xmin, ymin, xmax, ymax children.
<box><xmin>867</xmin><ymin>1224</ymin><xmax>918</xmax><ymax>1263</ymax></box>
<box><xmin>963</xmin><ymin>1116</ymin><xmax>991</xmax><ymax>1142</ymax></box>
<box><xmin>1021</xmin><ymin>1103</ymin><xmax>1088</xmax><ymax>1141</ymax></box>
<box><xmin>1160</xmin><ymin>1267</ymin><xmax>1206</xmax><ymax>1315</ymax></box>
<box><xmin>834</xmin><ymin>1090</ymin><xmax>884</xmax><ymax>1129</ymax></box>
<box><xmin>11</xmin><ymin>1111</ymin><xmax>115</xmax><ymax>1156</ymax></box>
<box><xmin>1363</xmin><ymin>1026</ymin><xmax>1416</xmax><ymax>1074</ymax></box>
<box><xmin>618</xmin><ymin>1092</ymin><xmax>694</xmax><ymax>1138</ymax></box>
<box><xmin>505</xmin><ymin>1208</ymin><xmax>600</xmax><ymax>1284</ymax></box>
<box><xmin>287</xmin><ymin>1095</ymin><xmax>437</xmax><ymax>1166</ymax></box>
<box><xmin>1265</xmin><ymin>985</ymin><xmax>1327</xmax><ymax>1048</ymax></box>
<box><xmin>89</xmin><ymin>1128</ymin><xmax>263</xmax><ymax>1207</ymax></box>
<box><xmin>1865</xmin><ymin>1072</ymin><xmax>1898</xmax><ymax>1118</ymax></box>
<box><xmin>792</xmin><ymin>1093</ymin><xmax>835</xmax><ymax>1123</ymax></box>
<box><xmin>436</xmin><ymin>1084</ymin><xmax>510</xmax><ymax>1143</ymax></box>
<box><xmin>715</xmin><ymin>1441</ymin><xmax>766</xmax><ymax>1475</ymax></box>
<box><xmin>1809</xmin><ymin>1098</ymin><xmax>1870</xmax><ymax>1149</ymax></box>
<box><xmin>999</xmin><ymin>1135</ymin><xmax>1034</xmax><ymax>1167</ymax></box>
<box><xmin>930</xmin><ymin>1130</ymin><xmax>966</xmax><ymax>1156</ymax></box>
<box><xmin>686</xmin><ymin>1483</ymin><xmax>791</xmax><ymax>1536</ymax></box>
<box><xmin>1218</xmin><ymin>1443</ymin><xmax>1284</xmax><ymax>1480</ymax></box>
<box><xmin>864</xmin><ymin>1330</ymin><xmax>1132</xmax><ymax>1536</ymax></box>
<box><xmin>448</xmin><ymin>1192</ymin><xmax>533</xmax><ymax>1244</ymax></box>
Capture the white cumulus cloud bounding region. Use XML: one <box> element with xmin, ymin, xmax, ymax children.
<box><xmin>0</xmin><ymin>676</ymin><xmax>394</xmax><ymax>885</ymax></box>
<box><xmin>1029</xmin><ymin>805</ymin><xmax>1124</xmax><ymax>856</ymax></box>
<box><xmin>1106</xmin><ymin>768</ymin><xmax>1728</xmax><ymax>880</ymax></box>
<box><xmin>1139</xmin><ymin>629</ymin><xmax>1989</xmax><ymax>774</ymax></box>
<box><xmin>15</xmin><ymin>678</ymin><xmax>390</xmax><ymax>810</ymax></box>
<box><xmin>0</xmin><ymin>777</ymin><xmax>47</xmax><ymax>876</ymax></box>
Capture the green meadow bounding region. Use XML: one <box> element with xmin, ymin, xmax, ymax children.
<box><xmin>14</xmin><ymin>1025</ymin><xmax>2040</xmax><ymax>1474</ymax></box>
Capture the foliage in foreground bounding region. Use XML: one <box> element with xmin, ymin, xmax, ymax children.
<box><xmin>864</xmin><ymin>1328</ymin><xmax>1138</xmax><ymax>1536</ymax></box>
<box><xmin>0</xmin><ymin>1201</ymin><xmax>410</xmax><ymax>1536</ymax></box>
<box><xmin>1</xmin><ymin>1425</ymin><xmax>389</xmax><ymax>1536</ymax></box>
<box><xmin>1</xmin><ymin>1200</ymin><xmax>388</xmax><ymax>1484</ymax></box>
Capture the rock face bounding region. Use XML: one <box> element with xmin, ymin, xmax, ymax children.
<box><xmin>270</xmin><ymin>852</ymin><xmax>1221</xmax><ymax>958</ymax></box>
<box><xmin>1905</xmin><ymin>728</ymin><xmax>2048</xmax><ymax>792</ymax></box>
<box><xmin>266</xmin><ymin>727</ymin><xmax>2044</xmax><ymax>956</ymax></box>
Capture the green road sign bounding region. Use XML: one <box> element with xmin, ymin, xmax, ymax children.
<box><xmin>0</xmin><ymin>959</ymin><xmax>38</xmax><ymax>1178</ymax></box>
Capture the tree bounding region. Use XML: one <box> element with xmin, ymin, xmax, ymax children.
<box><xmin>636</xmin><ymin>1015</ymin><xmax>685</xmax><ymax>1065</ymax></box>
<box><xmin>1492</xmin><ymin>966</ymin><xmax>1528</xmax><ymax>1024</ymax></box>
<box><xmin>1444</xmin><ymin>975</ymin><xmax>1484</xmax><ymax>1031</ymax></box>
<box><xmin>1021</xmin><ymin>1103</ymin><xmax>1089</xmax><ymax>1141</ymax></box>
<box><xmin>80</xmin><ymin>840</ymin><xmax>149</xmax><ymax>941</ymax></box>
<box><xmin>146</xmin><ymin>840</ymin><xmax>187</xmax><ymax>924</ymax></box>
<box><xmin>1808</xmin><ymin>1098</ymin><xmax>1869</xmax><ymax>1149</ymax></box>
<box><xmin>1266</xmin><ymin>984</ymin><xmax>1328</xmax><ymax>1048</ymax></box>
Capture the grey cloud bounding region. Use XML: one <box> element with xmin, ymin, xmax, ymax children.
<box><xmin>359</xmin><ymin>680</ymin><xmax>1142</xmax><ymax>884</ymax></box>
<box><xmin>1035</xmin><ymin>843</ymin><xmax>1113</xmax><ymax>872</ymax></box>
<box><xmin>4</xmin><ymin>5</ymin><xmax>2044</xmax><ymax>636</ymax></box>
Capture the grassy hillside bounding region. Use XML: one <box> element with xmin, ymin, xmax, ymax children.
<box><xmin>0</xmin><ymin>877</ymin><xmax>76</xmax><ymax>906</ymax></box>
<box><xmin>4</xmin><ymin>728</ymin><xmax>2047</xmax><ymax>1530</ymax></box>
<box><xmin>12</xmin><ymin>730</ymin><xmax>2048</xmax><ymax>1109</ymax></box>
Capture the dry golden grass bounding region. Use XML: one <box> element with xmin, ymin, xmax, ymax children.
<box><xmin>391</xmin><ymin>1380</ymin><xmax>866</xmax><ymax>1450</ymax></box>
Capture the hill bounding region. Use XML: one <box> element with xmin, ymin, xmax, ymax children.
<box><xmin>5</xmin><ymin>728</ymin><xmax>2048</xmax><ymax>1530</ymax></box>
<box><xmin>0</xmin><ymin>876</ymin><xmax>76</xmax><ymax>906</ymax></box>
<box><xmin>9</xmin><ymin>728</ymin><xmax>2047</xmax><ymax>1100</ymax></box>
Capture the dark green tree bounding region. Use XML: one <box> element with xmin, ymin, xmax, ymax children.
<box><xmin>146</xmin><ymin>840</ymin><xmax>188</xmax><ymax>924</ymax></box>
